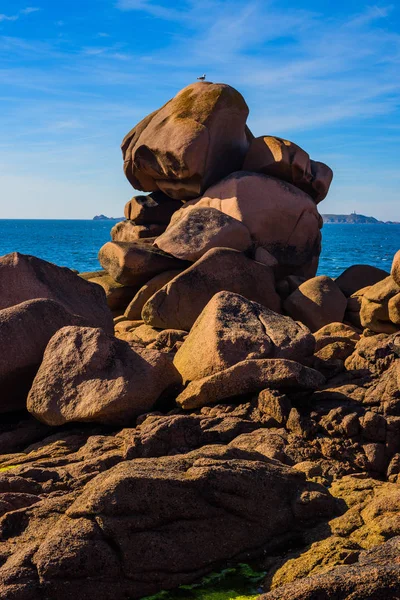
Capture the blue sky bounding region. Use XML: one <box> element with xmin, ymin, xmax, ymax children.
<box><xmin>0</xmin><ymin>0</ymin><xmax>399</xmax><ymax>219</ymax></box>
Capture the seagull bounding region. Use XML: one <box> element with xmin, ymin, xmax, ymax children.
<box><xmin>197</xmin><ymin>74</ymin><xmax>206</xmax><ymax>81</ymax></box>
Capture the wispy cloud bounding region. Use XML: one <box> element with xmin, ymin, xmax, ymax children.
<box><xmin>0</xmin><ymin>7</ymin><xmax>40</xmax><ymax>23</ymax></box>
<box><xmin>116</xmin><ymin>0</ymin><xmax>183</xmax><ymax>20</ymax></box>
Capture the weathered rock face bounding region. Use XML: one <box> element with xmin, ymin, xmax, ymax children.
<box><xmin>178</xmin><ymin>171</ymin><xmax>322</xmax><ymax>278</ymax></box>
<box><xmin>142</xmin><ymin>247</ymin><xmax>282</xmax><ymax>331</ymax></box>
<box><xmin>0</xmin><ymin>252</ymin><xmax>113</xmax><ymax>334</ymax></box>
<box><xmin>284</xmin><ymin>276</ymin><xmax>347</xmax><ymax>332</ymax></box>
<box><xmin>27</xmin><ymin>326</ymin><xmax>181</xmax><ymax>425</ymax></box>
<box><xmin>0</xmin><ymin>443</ymin><xmax>333</xmax><ymax>600</ymax></box>
<box><xmin>173</xmin><ymin>291</ymin><xmax>315</xmax><ymax>382</ymax></box>
<box><xmin>0</xmin><ymin>299</ymin><xmax>87</xmax><ymax>413</ymax></box>
<box><xmin>98</xmin><ymin>241</ymin><xmax>188</xmax><ymax>286</ymax></box>
<box><xmin>155</xmin><ymin>206</ymin><xmax>252</xmax><ymax>262</ymax></box>
<box><xmin>243</xmin><ymin>136</ymin><xmax>333</xmax><ymax>203</ymax></box>
<box><xmin>121</xmin><ymin>82</ymin><xmax>250</xmax><ymax>199</ymax></box>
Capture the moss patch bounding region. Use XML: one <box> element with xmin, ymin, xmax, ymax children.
<box><xmin>141</xmin><ymin>564</ymin><xmax>264</xmax><ymax>600</ymax></box>
<box><xmin>0</xmin><ymin>465</ymin><xmax>19</xmax><ymax>472</ymax></box>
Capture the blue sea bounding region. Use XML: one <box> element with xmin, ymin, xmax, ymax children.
<box><xmin>0</xmin><ymin>220</ymin><xmax>398</xmax><ymax>277</ymax></box>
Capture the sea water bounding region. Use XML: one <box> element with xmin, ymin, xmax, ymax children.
<box><xmin>0</xmin><ymin>220</ymin><xmax>399</xmax><ymax>276</ymax></box>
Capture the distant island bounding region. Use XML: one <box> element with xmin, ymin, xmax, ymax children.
<box><xmin>93</xmin><ymin>213</ymin><xmax>398</xmax><ymax>225</ymax></box>
<box><xmin>322</xmin><ymin>213</ymin><xmax>398</xmax><ymax>224</ymax></box>
<box><xmin>93</xmin><ymin>215</ymin><xmax>124</xmax><ymax>221</ymax></box>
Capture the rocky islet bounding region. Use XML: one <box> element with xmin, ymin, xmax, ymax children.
<box><xmin>0</xmin><ymin>81</ymin><xmax>399</xmax><ymax>600</ymax></box>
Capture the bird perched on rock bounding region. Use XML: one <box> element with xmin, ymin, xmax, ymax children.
<box><xmin>197</xmin><ymin>74</ymin><xmax>206</xmax><ymax>81</ymax></box>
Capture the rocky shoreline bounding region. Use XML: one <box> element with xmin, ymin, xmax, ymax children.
<box><xmin>0</xmin><ymin>81</ymin><xmax>399</xmax><ymax>600</ymax></box>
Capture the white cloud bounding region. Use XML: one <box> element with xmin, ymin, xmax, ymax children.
<box><xmin>0</xmin><ymin>7</ymin><xmax>40</xmax><ymax>22</ymax></box>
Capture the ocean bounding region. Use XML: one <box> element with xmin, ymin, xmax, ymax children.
<box><xmin>0</xmin><ymin>219</ymin><xmax>399</xmax><ymax>277</ymax></box>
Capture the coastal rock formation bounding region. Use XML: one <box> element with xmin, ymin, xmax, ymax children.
<box><xmin>4</xmin><ymin>81</ymin><xmax>400</xmax><ymax>600</ymax></box>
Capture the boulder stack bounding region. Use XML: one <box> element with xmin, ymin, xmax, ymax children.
<box><xmin>2</xmin><ymin>81</ymin><xmax>400</xmax><ymax>600</ymax></box>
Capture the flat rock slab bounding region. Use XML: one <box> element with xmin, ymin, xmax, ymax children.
<box><xmin>142</xmin><ymin>247</ymin><xmax>281</xmax><ymax>331</ymax></box>
<box><xmin>98</xmin><ymin>241</ymin><xmax>189</xmax><ymax>286</ymax></box>
<box><xmin>176</xmin><ymin>358</ymin><xmax>325</xmax><ymax>410</ymax></box>
<box><xmin>0</xmin><ymin>444</ymin><xmax>333</xmax><ymax>599</ymax></box>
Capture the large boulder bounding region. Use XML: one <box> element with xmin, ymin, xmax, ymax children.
<box><xmin>0</xmin><ymin>299</ymin><xmax>87</xmax><ymax>413</ymax></box>
<box><xmin>335</xmin><ymin>264</ymin><xmax>389</xmax><ymax>297</ymax></box>
<box><xmin>155</xmin><ymin>206</ymin><xmax>252</xmax><ymax>261</ymax></box>
<box><xmin>173</xmin><ymin>291</ymin><xmax>314</xmax><ymax>382</ymax></box>
<box><xmin>124</xmin><ymin>192</ymin><xmax>183</xmax><ymax>224</ymax></box>
<box><xmin>142</xmin><ymin>247</ymin><xmax>281</xmax><ymax>331</ymax></box>
<box><xmin>0</xmin><ymin>252</ymin><xmax>113</xmax><ymax>333</ymax></box>
<box><xmin>27</xmin><ymin>326</ymin><xmax>181</xmax><ymax>426</ymax></box>
<box><xmin>360</xmin><ymin>276</ymin><xmax>400</xmax><ymax>333</ymax></box>
<box><xmin>121</xmin><ymin>82</ymin><xmax>250</xmax><ymax>199</ymax></box>
<box><xmin>6</xmin><ymin>445</ymin><xmax>333</xmax><ymax>600</ymax></box>
<box><xmin>284</xmin><ymin>276</ymin><xmax>347</xmax><ymax>332</ymax></box>
<box><xmin>98</xmin><ymin>241</ymin><xmax>188</xmax><ymax>286</ymax></box>
<box><xmin>176</xmin><ymin>358</ymin><xmax>325</xmax><ymax>410</ymax></box>
<box><xmin>243</xmin><ymin>136</ymin><xmax>333</xmax><ymax>203</ymax></box>
<box><xmin>175</xmin><ymin>171</ymin><xmax>322</xmax><ymax>278</ymax></box>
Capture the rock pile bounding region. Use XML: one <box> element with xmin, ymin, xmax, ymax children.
<box><xmin>0</xmin><ymin>82</ymin><xmax>399</xmax><ymax>600</ymax></box>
